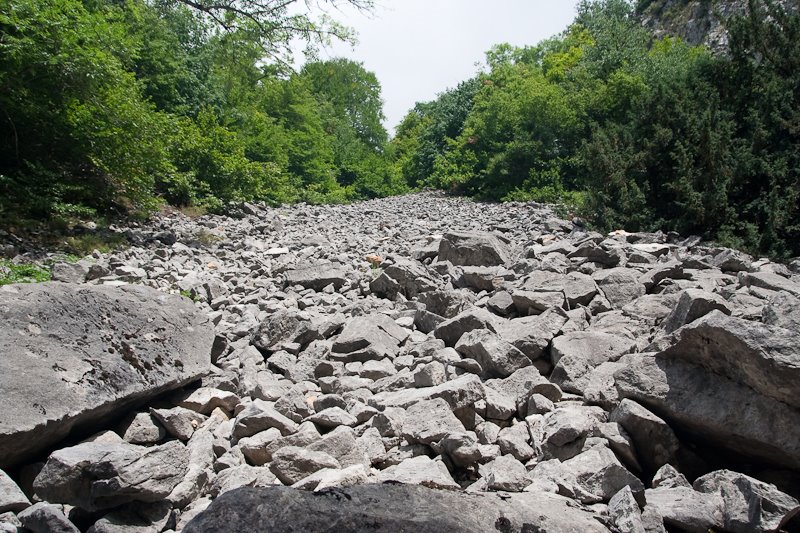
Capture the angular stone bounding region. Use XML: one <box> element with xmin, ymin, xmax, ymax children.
<box><xmin>182</xmin><ymin>484</ymin><xmax>611</xmax><ymax>532</ymax></box>
<box><xmin>495</xmin><ymin>308</ymin><xmax>567</xmax><ymax>361</ymax></box>
<box><xmin>401</xmin><ymin>398</ymin><xmax>465</xmax><ymax>445</ymax></box>
<box><xmin>284</xmin><ymin>263</ymin><xmax>349</xmax><ymax>291</ymax></box>
<box><xmin>550</xmin><ymin>331</ymin><xmax>636</xmax><ymax>394</ymax></box>
<box><xmin>0</xmin><ymin>283</ymin><xmax>213</xmax><ymax>469</ymax></box>
<box><xmin>433</xmin><ymin>307</ymin><xmax>498</xmax><ymax>347</ymax></box>
<box><xmin>17</xmin><ymin>502</ymin><xmax>79</xmax><ymax>533</ymax></box>
<box><xmin>416</xmin><ymin>290</ymin><xmax>476</xmax><ymax>319</ymax></box>
<box><xmin>661</xmin><ymin>289</ymin><xmax>731</xmax><ymax>333</ymax></box>
<box><xmin>176</xmin><ymin>387</ymin><xmax>240</xmax><ymax>415</ymax></box>
<box><xmin>332</xmin><ymin>314</ymin><xmax>405</xmax><ymax>361</ymax></box>
<box><xmin>455</xmin><ymin>329</ymin><xmax>530</xmax><ymax>378</ymax></box>
<box><xmin>306</xmin><ymin>407</ymin><xmax>357</xmax><ymax>429</ymax></box>
<box><xmin>150</xmin><ymin>406</ymin><xmax>206</xmax><ymax>441</ymax></box>
<box><xmin>33</xmin><ymin>440</ymin><xmax>188</xmax><ymax>511</ymax></box>
<box><xmin>560</xmin><ymin>447</ymin><xmax>644</xmax><ymax>504</ymax></box>
<box><xmin>233</xmin><ymin>399</ymin><xmax>299</xmax><ymax>438</ymax></box>
<box><xmin>370</xmin><ymin>259</ymin><xmax>441</xmax><ymax>299</ymax></box>
<box><xmin>0</xmin><ymin>469</ymin><xmax>29</xmax><ymax>513</ymax></box>
<box><xmin>609</xmin><ymin>399</ymin><xmax>681</xmax><ymax>475</ymax></box>
<box><xmin>693</xmin><ymin>469</ymin><xmax>799</xmax><ymax>533</ymax></box>
<box><xmin>645</xmin><ymin>486</ymin><xmax>724</xmax><ymax>532</ymax></box>
<box><xmin>438</xmin><ymin>231</ymin><xmax>510</xmax><ymax>267</ymax></box>
<box><xmin>377</xmin><ymin>455</ymin><xmax>459</xmax><ymax>490</ymax></box>
<box><xmin>120</xmin><ymin>412</ymin><xmax>166</xmax><ymax>444</ymax></box>
<box><xmin>608</xmin><ymin>486</ymin><xmax>646</xmax><ymax>533</ymax></box>
<box><xmin>269</xmin><ymin>446</ymin><xmax>340</xmax><ymax>485</ymax></box>
<box><xmin>593</xmin><ymin>268</ymin><xmax>647</xmax><ymax>309</ymax></box>
<box><xmin>306</xmin><ymin>426</ymin><xmax>370</xmax><ymax>469</ymax></box>
<box><xmin>483</xmin><ymin>455</ymin><xmax>529</xmax><ymax>492</ymax></box>
<box><xmin>370</xmin><ymin>374</ymin><xmax>485</xmax><ymax>411</ymax></box>
<box><xmin>739</xmin><ymin>271</ymin><xmax>800</xmax><ymax>296</ymax></box>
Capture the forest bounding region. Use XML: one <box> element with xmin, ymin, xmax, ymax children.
<box><xmin>1</xmin><ymin>0</ymin><xmax>798</xmax><ymax>258</ymax></box>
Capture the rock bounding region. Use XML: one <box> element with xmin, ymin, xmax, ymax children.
<box><xmin>559</xmin><ymin>447</ymin><xmax>645</xmax><ymax>504</ymax></box>
<box><xmin>495</xmin><ymin>307</ymin><xmax>567</xmax><ymax>361</ymax></box>
<box><xmin>33</xmin><ymin>440</ymin><xmax>188</xmax><ymax>511</ymax></box>
<box><xmin>438</xmin><ymin>231</ymin><xmax>510</xmax><ymax>266</ymax></box>
<box><xmin>652</xmin><ymin>464</ymin><xmax>691</xmax><ymax>489</ymax></box>
<box><xmin>0</xmin><ymin>283</ymin><xmax>212</xmax><ymax>469</ymax></box>
<box><xmin>51</xmin><ymin>261</ymin><xmax>88</xmax><ymax>283</ymax></box>
<box><xmin>370</xmin><ymin>374</ymin><xmax>485</xmax><ymax>411</ymax></box>
<box><xmin>284</xmin><ymin>263</ymin><xmax>349</xmax><ymax>291</ymax></box>
<box><xmin>0</xmin><ymin>469</ymin><xmax>29</xmax><ymax>513</ymax></box>
<box><xmin>306</xmin><ymin>426</ymin><xmax>369</xmax><ymax>469</ymax></box>
<box><xmin>762</xmin><ymin>291</ymin><xmax>800</xmax><ymax>331</ymax></box>
<box><xmin>331</xmin><ymin>314</ymin><xmax>405</xmax><ymax>362</ymax></box>
<box><xmin>645</xmin><ymin>485</ymin><xmax>724</xmax><ymax>532</ymax></box>
<box><xmin>269</xmin><ymin>446</ymin><xmax>340</xmax><ymax>485</ymax></box>
<box><xmin>593</xmin><ymin>268</ymin><xmax>646</xmax><ymax>309</ymax></box>
<box><xmin>608</xmin><ymin>486</ymin><xmax>646</xmax><ymax>533</ymax></box>
<box><xmin>150</xmin><ymin>407</ymin><xmax>206</xmax><ymax>441</ymax></box>
<box><xmin>440</xmin><ymin>432</ymin><xmax>483</xmax><ymax>468</ymax></box>
<box><xmin>497</xmin><ymin>423</ymin><xmax>535</xmax><ymax>462</ymax></box>
<box><xmin>648</xmin><ymin>311</ymin><xmax>800</xmax><ymax>410</ymax></box>
<box><xmin>182</xmin><ymin>484</ymin><xmax>610</xmax><ymax>532</ymax></box>
<box><xmin>292</xmin><ymin>464</ymin><xmax>371</xmax><ymax>491</ymax></box>
<box><xmin>401</xmin><ymin>398</ymin><xmax>465</xmax><ymax>445</ymax></box>
<box><xmin>17</xmin><ymin>502</ymin><xmax>79</xmax><ymax>533</ymax></box>
<box><xmin>177</xmin><ymin>387</ymin><xmax>240</xmax><ymax>415</ymax></box>
<box><xmin>233</xmin><ymin>399</ymin><xmax>299</xmax><ymax>438</ymax></box>
<box><xmin>370</xmin><ymin>258</ymin><xmax>441</xmax><ymax>298</ymax></box>
<box><xmin>455</xmin><ymin>329</ymin><xmax>530</xmax><ymax>378</ymax></box>
<box><xmin>433</xmin><ymin>307</ymin><xmax>498</xmax><ymax>347</ymax></box>
<box><xmin>550</xmin><ymin>332</ymin><xmax>636</xmax><ymax>394</ymax></box>
<box><xmin>376</xmin><ymin>456</ymin><xmax>460</xmax><ymax>490</ymax></box>
<box><xmin>693</xmin><ymin>469</ymin><xmax>799</xmax><ymax>533</ymax></box>
<box><xmin>120</xmin><ymin>412</ymin><xmax>166</xmax><ymax>444</ymax></box>
<box><xmin>306</xmin><ymin>407</ymin><xmax>357</xmax><ymax>429</ymax></box>
<box><xmin>238</xmin><ymin>428</ymin><xmax>282</xmax><ymax>466</ymax></box>
<box><xmin>739</xmin><ymin>270</ymin><xmax>800</xmax><ymax>296</ymax></box>
<box><xmin>87</xmin><ymin>501</ymin><xmax>172</xmax><ymax>533</ymax></box>
<box><xmin>483</xmin><ymin>455</ymin><xmax>529</xmax><ymax>492</ymax></box>
<box><xmin>713</xmin><ymin>249</ymin><xmax>753</xmax><ymax>272</ymax></box>
<box><xmin>661</xmin><ymin>288</ymin><xmax>731</xmax><ymax>333</ymax></box>
<box><xmin>614</xmin><ymin>353</ymin><xmax>800</xmax><ymax>469</ymax></box>
<box><xmin>609</xmin><ymin>399</ymin><xmax>681</xmax><ymax>475</ymax></box>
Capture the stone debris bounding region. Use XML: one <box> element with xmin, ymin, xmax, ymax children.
<box><xmin>0</xmin><ymin>191</ymin><xmax>798</xmax><ymax>532</ymax></box>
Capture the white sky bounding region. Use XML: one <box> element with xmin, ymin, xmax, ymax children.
<box><xmin>307</xmin><ymin>0</ymin><xmax>581</xmax><ymax>133</ymax></box>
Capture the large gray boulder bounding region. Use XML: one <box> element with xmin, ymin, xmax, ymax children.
<box><xmin>438</xmin><ymin>231</ymin><xmax>511</xmax><ymax>266</ymax></box>
<box><xmin>183</xmin><ymin>484</ymin><xmax>611</xmax><ymax>532</ymax></box>
<box><xmin>0</xmin><ymin>283</ymin><xmax>213</xmax><ymax>469</ymax></box>
<box><xmin>283</xmin><ymin>263</ymin><xmax>350</xmax><ymax>291</ymax></box>
<box><xmin>33</xmin><ymin>440</ymin><xmax>188</xmax><ymax>511</ymax></box>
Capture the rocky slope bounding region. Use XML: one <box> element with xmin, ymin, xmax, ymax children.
<box><xmin>1</xmin><ymin>191</ymin><xmax>800</xmax><ymax>532</ymax></box>
<box><xmin>638</xmin><ymin>0</ymin><xmax>797</xmax><ymax>53</ymax></box>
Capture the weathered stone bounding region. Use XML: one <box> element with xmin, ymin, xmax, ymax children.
<box><xmin>331</xmin><ymin>314</ymin><xmax>405</xmax><ymax>361</ymax></box>
<box><xmin>120</xmin><ymin>412</ymin><xmax>166</xmax><ymax>444</ymax></box>
<box><xmin>87</xmin><ymin>501</ymin><xmax>172</xmax><ymax>533</ymax></box>
<box><xmin>0</xmin><ymin>469</ymin><xmax>29</xmax><ymax>513</ymax></box>
<box><xmin>183</xmin><ymin>484</ymin><xmax>611</xmax><ymax>532</ymax></box>
<box><xmin>17</xmin><ymin>502</ymin><xmax>79</xmax><ymax>533</ymax></box>
<box><xmin>401</xmin><ymin>398</ymin><xmax>465</xmax><ymax>445</ymax></box>
<box><xmin>376</xmin><ymin>456</ymin><xmax>460</xmax><ymax>490</ymax></box>
<box><xmin>559</xmin><ymin>447</ymin><xmax>645</xmax><ymax>504</ymax></box>
<box><xmin>495</xmin><ymin>307</ymin><xmax>567</xmax><ymax>361</ymax></box>
<box><xmin>150</xmin><ymin>406</ymin><xmax>206</xmax><ymax>441</ymax></box>
<box><xmin>370</xmin><ymin>259</ymin><xmax>441</xmax><ymax>299</ymax></box>
<box><xmin>269</xmin><ymin>446</ymin><xmax>340</xmax><ymax>485</ymax></box>
<box><xmin>306</xmin><ymin>406</ymin><xmax>357</xmax><ymax>429</ymax></box>
<box><xmin>438</xmin><ymin>231</ymin><xmax>510</xmax><ymax>266</ymax></box>
<box><xmin>661</xmin><ymin>288</ymin><xmax>731</xmax><ymax>333</ymax></box>
<box><xmin>176</xmin><ymin>387</ymin><xmax>240</xmax><ymax>415</ymax></box>
<box><xmin>609</xmin><ymin>399</ymin><xmax>681</xmax><ymax>475</ymax></box>
<box><xmin>455</xmin><ymin>329</ymin><xmax>530</xmax><ymax>378</ymax></box>
<box><xmin>608</xmin><ymin>486</ymin><xmax>646</xmax><ymax>533</ymax></box>
<box><xmin>33</xmin><ymin>440</ymin><xmax>188</xmax><ymax>511</ymax></box>
<box><xmin>693</xmin><ymin>469</ymin><xmax>799</xmax><ymax>533</ymax></box>
<box><xmin>0</xmin><ymin>283</ymin><xmax>212</xmax><ymax>469</ymax></box>
<box><xmin>433</xmin><ymin>307</ymin><xmax>498</xmax><ymax>347</ymax></box>
<box><xmin>483</xmin><ymin>455</ymin><xmax>529</xmax><ymax>492</ymax></box>
<box><xmin>233</xmin><ymin>399</ymin><xmax>299</xmax><ymax>438</ymax></box>
<box><xmin>593</xmin><ymin>268</ymin><xmax>647</xmax><ymax>309</ymax></box>
<box><xmin>370</xmin><ymin>374</ymin><xmax>485</xmax><ymax>411</ymax></box>
<box><xmin>416</xmin><ymin>290</ymin><xmax>476</xmax><ymax>319</ymax></box>
<box><xmin>645</xmin><ymin>486</ymin><xmax>724</xmax><ymax>532</ymax></box>
<box><xmin>550</xmin><ymin>331</ymin><xmax>636</xmax><ymax>394</ymax></box>
<box><xmin>283</xmin><ymin>263</ymin><xmax>349</xmax><ymax>291</ymax></box>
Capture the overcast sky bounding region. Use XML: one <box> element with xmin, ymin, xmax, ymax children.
<box><xmin>306</xmin><ymin>0</ymin><xmax>581</xmax><ymax>133</ymax></box>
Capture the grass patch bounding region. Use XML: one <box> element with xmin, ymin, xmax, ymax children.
<box><xmin>0</xmin><ymin>260</ymin><xmax>51</xmax><ymax>286</ymax></box>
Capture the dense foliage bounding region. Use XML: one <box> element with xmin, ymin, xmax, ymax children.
<box><xmin>390</xmin><ymin>0</ymin><xmax>799</xmax><ymax>258</ymax></box>
<box><xmin>0</xmin><ymin>0</ymin><xmax>400</xmax><ymax>221</ymax></box>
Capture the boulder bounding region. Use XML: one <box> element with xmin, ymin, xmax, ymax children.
<box><xmin>455</xmin><ymin>329</ymin><xmax>530</xmax><ymax>378</ymax></box>
<box><xmin>0</xmin><ymin>469</ymin><xmax>29</xmax><ymax>513</ymax></box>
<box><xmin>433</xmin><ymin>307</ymin><xmax>498</xmax><ymax>347</ymax></box>
<box><xmin>593</xmin><ymin>268</ymin><xmax>646</xmax><ymax>309</ymax></box>
<box><xmin>661</xmin><ymin>289</ymin><xmax>730</xmax><ymax>333</ymax></box>
<box><xmin>438</xmin><ymin>231</ymin><xmax>510</xmax><ymax>266</ymax></box>
<box><xmin>0</xmin><ymin>283</ymin><xmax>213</xmax><ymax>469</ymax></box>
<box><xmin>183</xmin><ymin>484</ymin><xmax>611</xmax><ymax>532</ymax></box>
<box><xmin>269</xmin><ymin>446</ymin><xmax>340</xmax><ymax>485</ymax></box>
<box><xmin>283</xmin><ymin>263</ymin><xmax>349</xmax><ymax>291</ymax></box>
<box><xmin>401</xmin><ymin>398</ymin><xmax>465</xmax><ymax>445</ymax></box>
<box><xmin>609</xmin><ymin>399</ymin><xmax>681</xmax><ymax>475</ymax></box>
<box><xmin>550</xmin><ymin>331</ymin><xmax>636</xmax><ymax>394</ymax></box>
<box><xmin>370</xmin><ymin>259</ymin><xmax>441</xmax><ymax>299</ymax></box>
<box><xmin>17</xmin><ymin>502</ymin><xmax>79</xmax><ymax>533</ymax></box>
<box><xmin>33</xmin><ymin>440</ymin><xmax>188</xmax><ymax>511</ymax></box>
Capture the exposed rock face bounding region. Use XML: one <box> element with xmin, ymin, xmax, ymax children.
<box><xmin>0</xmin><ymin>283</ymin><xmax>213</xmax><ymax>468</ymax></box>
<box><xmin>2</xmin><ymin>191</ymin><xmax>799</xmax><ymax>532</ymax></box>
<box><xmin>182</xmin><ymin>485</ymin><xmax>611</xmax><ymax>532</ymax></box>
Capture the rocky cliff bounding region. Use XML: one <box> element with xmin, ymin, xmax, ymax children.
<box><xmin>637</xmin><ymin>0</ymin><xmax>797</xmax><ymax>53</ymax></box>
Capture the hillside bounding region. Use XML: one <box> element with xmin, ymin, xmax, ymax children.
<box><xmin>637</xmin><ymin>0</ymin><xmax>798</xmax><ymax>52</ymax></box>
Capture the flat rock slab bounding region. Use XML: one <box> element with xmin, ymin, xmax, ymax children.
<box><xmin>0</xmin><ymin>283</ymin><xmax>213</xmax><ymax>468</ymax></box>
<box><xmin>183</xmin><ymin>484</ymin><xmax>611</xmax><ymax>532</ymax></box>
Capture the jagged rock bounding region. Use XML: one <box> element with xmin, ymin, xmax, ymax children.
<box><xmin>593</xmin><ymin>268</ymin><xmax>647</xmax><ymax>309</ymax></box>
<box><xmin>455</xmin><ymin>329</ymin><xmax>530</xmax><ymax>378</ymax></box>
<box><xmin>306</xmin><ymin>426</ymin><xmax>369</xmax><ymax>469</ymax></box>
<box><xmin>369</xmin><ymin>374</ymin><xmax>485</xmax><ymax>411</ymax></box>
<box><xmin>306</xmin><ymin>407</ymin><xmax>357</xmax><ymax>429</ymax></box>
<box><xmin>645</xmin><ymin>485</ymin><xmax>724</xmax><ymax>532</ymax></box>
<box><xmin>559</xmin><ymin>447</ymin><xmax>645</xmax><ymax>504</ymax></box>
<box><xmin>283</xmin><ymin>263</ymin><xmax>350</xmax><ymax>291</ymax></box>
<box><xmin>150</xmin><ymin>406</ymin><xmax>206</xmax><ymax>441</ymax></box>
<box><xmin>233</xmin><ymin>399</ymin><xmax>299</xmax><ymax>438</ymax></box>
<box><xmin>269</xmin><ymin>446</ymin><xmax>340</xmax><ymax>485</ymax></box>
<box><xmin>550</xmin><ymin>332</ymin><xmax>636</xmax><ymax>394</ymax></box>
<box><xmin>483</xmin><ymin>454</ymin><xmax>529</xmax><ymax>492</ymax></box>
<box><xmin>376</xmin><ymin>455</ymin><xmax>460</xmax><ymax>489</ymax></box>
<box><xmin>176</xmin><ymin>387</ymin><xmax>240</xmax><ymax>415</ymax></box>
<box><xmin>693</xmin><ymin>469</ymin><xmax>799</xmax><ymax>533</ymax></box>
<box><xmin>370</xmin><ymin>258</ymin><xmax>441</xmax><ymax>298</ymax></box>
<box><xmin>661</xmin><ymin>288</ymin><xmax>731</xmax><ymax>333</ymax></box>
<box><xmin>433</xmin><ymin>307</ymin><xmax>498</xmax><ymax>347</ymax></box>
<box><xmin>0</xmin><ymin>469</ymin><xmax>29</xmax><ymax>513</ymax></box>
<box><xmin>120</xmin><ymin>412</ymin><xmax>166</xmax><ymax>444</ymax></box>
<box><xmin>182</xmin><ymin>484</ymin><xmax>611</xmax><ymax>532</ymax></box>
<box><xmin>762</xmin><ymin>291</ymin><xmax>800</xmax><ymax>330</ymax></box>
<box><xmin>438</xmin><ymin>231</ymin><xmax>510</xmax><ymax>266</ymax></box>
<box><xmin>739</xmin><ymin>270</ymin><xmax>800</xmax><ymax>296</ymax></box>
<box><xmin>87</xmin><ymin>501</ymin><xmax>172</xmax><ymax>533</ymax></box>
<box><xmin>51</xmin><ymin>261</ymin><xmax>89</xmax><ymax>283</ymax></box>
<box><xmin>331</xmin><ymin>314</ymin><xmax>406</xmax><ymax>362</ymax></box>
<box><xmin>416</xmin><ymin>290</ymin><xmax>475</xmax><ymax>319</ymax></box>
<box><xmin>495</xmin><ymin>307</ymin><xmax>568</xmax><ymax>362</ymax></box>
<box><xmin>0</xmin><ymin>283</ymin><xmax>212</xmax><ymax>469</ymax></box>
<box><xmin>33</xmin><ymin>440</ymin><xmax>188</xmax><ymax>511</ymax></box>
<box><xmin>608</xmin><ymin>486</ymin><xmax>646</xmax><ymax>533</ymax></box>
<box><xmin>17</xmin><ymin>502</ymin><xmax>79</xmax><ymax>533</ymax></box>
<box><xmin>609</xmin><ymin>399</ymin><xmax>681</xmax><ymax>475</ymax></box>
<box><xmin>401</xmin><ymin>398</ymin><xmax>465</xmax><ymax>445</ymax></box>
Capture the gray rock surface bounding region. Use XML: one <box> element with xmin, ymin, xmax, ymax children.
<box><xmin>0</xmin><ymin>283</ymin><xmax>213</xmax><ymax>468</ymax></box>
<box><xmin>184</xmin><ymin>484</ymin><xmax>611</xmax><ymax>532</ymax></box>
